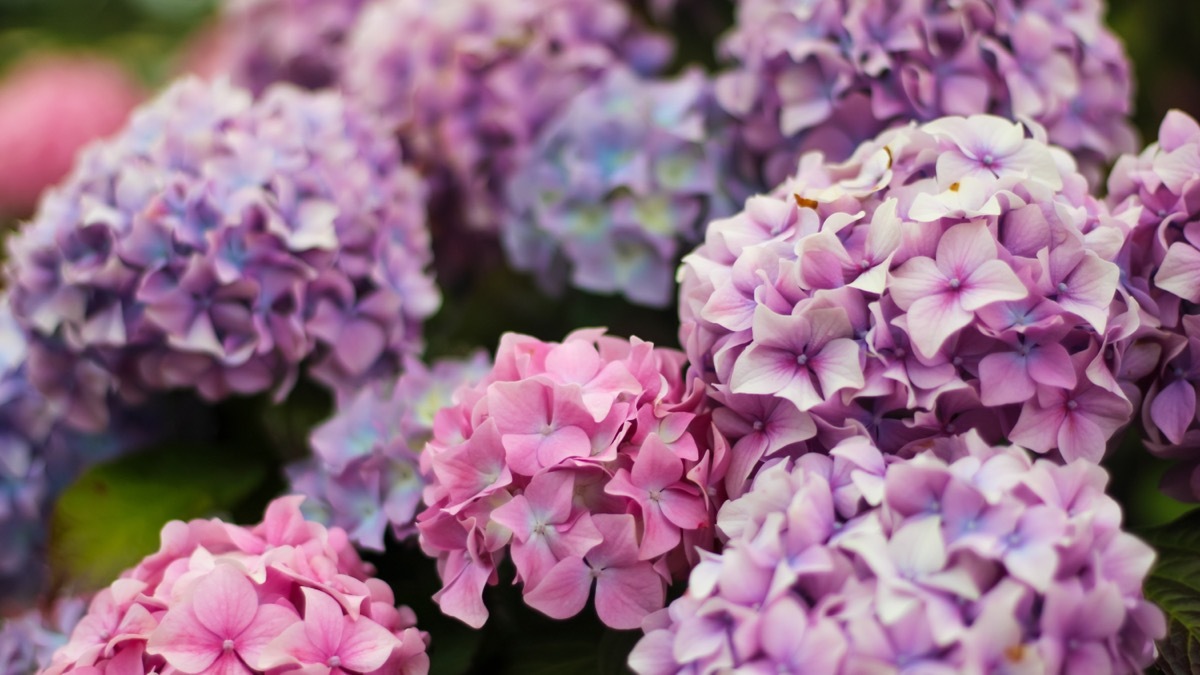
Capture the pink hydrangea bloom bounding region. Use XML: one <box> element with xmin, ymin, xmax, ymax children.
<box><xmin>416</xmin><ymin>329</ymin><xmax>729</xmax><ymax>630</ymax></box>
<box><xmin>717</xmin><ymin>0</ymin><xmax>1137</xmax><ymax>191</ymax></box>
<box><xmin>0</xmin><ymin>54</ymin><xmax>141</xmax><ymax>218</ymax></box>
<box><xmin>38</xmin><ymin>496</ymin><xmax>429</xmax><ymax>675</ymax></box>
<box><xmin>1108</xmin><ymin>110</ymin><xmax>1200</xmax><ymax>500</ymax></box>
<box><xmin>629</xmin><ymin>432</ymin><xmax>1164</xmax><ymax>674</ymax></box>
<box><xmin>679</xmin><ymin>114</ymin><xmax>1138</xmax><ymax>498</ymax></box>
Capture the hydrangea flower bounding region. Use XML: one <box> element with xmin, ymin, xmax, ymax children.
<box><xmin>0</xmin><ymin>54</ymin><xmax>142</xmax><ymax>218</ymax></box>
<box><xmin>416</xmin><ymin>329</ymin><xmax>729</xmax><ymax>630</ymax></box>
<box><xmin>717</xmin><ymin>0</ymin><xmax>1137</xmax><ymax>190</ymax></box>
<box><xmin>679</xmin><ymin>114</ymin><xmax>1138</xmax><ymax>498</ymax></box>
<box><xmin>342</xmin><ymin>0</ymin><xmax>672</xmax><ymax>233</ymax></box>
<box><xmin>0</xmin><ymin>596</ymin><xmax>87</xmax><ymax>674</ymax></box>
<box><xmin>216</xmin><ymin>0</ymin><xmax>370</xmax><ymax>94</ymax></box>
<box><xmin>505</xmin><ymin>67</ymin><xmax>740</xmax><ymax>308</ymax></box>
<box><xmin>38</xmin><ymin>495</ymin><xmax>430</xmax><ymax>675</ymax></box>
<box><xmin>629</xmin><ymin>432</ymin><xmax>1164</xmax><ymax>674</ymax></box>
<box><xmin>1107</xmin><ymin>110</ymin><xmax>1200</xmax><ymax>500</ymax></box>
<box><xmin>0</xmin><ymin>299</ymin><xmax>175</xmax><ymax>611</ymax></box>
<box><xmin>288</xmin><ymin>352</ymin><xmax>493</xmax><ymax>550</ymax></box>
<box><xmin>6</xmin><ymin>77</ymin><xmax>439</xmax><ymax>431</ymax></box>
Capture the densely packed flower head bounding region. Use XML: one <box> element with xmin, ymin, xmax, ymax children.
<box><xmin>289</xmin><ymin>352</ymin><xmax>492</xmax><ymax>550</ymax></box>
<box><xmin>342</xmin><ymin>0</ymin><xmax>672</xmax><ymax>233</ymax></box>
<box><xmin>0</xmin><ymin>54</ymin><xmax>142</xmax><ymax>218</ymax></box>
<box><xmin>416</xmin><ymin>329</ymin><xmax>729</xmax><ymax>630</ymax></box>
<box><xmin>717</xmin><ymin>0</ymin><xmax>1137</xmax><ymax>190</ymax></box>
<box><xmin>6</xmin><ymin>77</ymin><xmax>440</xmax><ymax>431</ymax></box>
<box><xmin>0</xmin><ymin>300</ymin><xmax>168</xmax><ymax>612</ymax></box>
<box><xmin>0</xmin><ymin>596</ymin><xmax>86</xmax><ymax>674</ymax></box>
<box><xmin>217</xmin><ymin>0</ymin><xmax>370</xmax><ymax>95</ymax></box>
<box><xmin>679</xmin><ymin>114</ymin><xmax>1139</xmax><ymax>498</ymax></box>
<box><xmin>505</xmin><ymin>67</ymin><xmax>739</xmax><ymax>308</ymax></box>
<box><xmin>629</xmin><ymin>432</ymin><xmax>1165</xmax><ymax>674</ymax></box>
<box><xmin>1107</xmin><ymin>110</ymin><xmax>1200</xmax><ymax>500</ymax></box>
<box><xmin>38</xmin><ymin>495</ymin><xmax>429</xmax><ymax>675</ymax></box>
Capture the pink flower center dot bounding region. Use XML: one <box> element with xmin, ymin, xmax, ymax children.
<box><xmin>222</xmin><ymin>639</ymin><xmax>235</xmax><ymax>653</ymax></box>
<box><xmin>795</xmin><ymin>354</ymin><xmax>808</xmax><ymax>366</ymax></box>
<box><xmin>1057</xmin><ymin>282</ymin><xmax>1069</xmax><ymax>294</ymax></box>
<box><xmin>328</xmin><ymin>656</ymin><xmax>342</xmax><ymax>668</ymax></box>
<box><xmin>948</xmin><ymin>278</ymin><xmax>961</xmax><ymax>289</ymax></box>
<box><xmin>1066</xmin><ymin>400</ymin><xmax>1079</xmax><ymax>410</ymax></box>
<box><xmin>752</xmin><ymin>421</ymin><xmax>764</xmax><ymax>432</ymax></box>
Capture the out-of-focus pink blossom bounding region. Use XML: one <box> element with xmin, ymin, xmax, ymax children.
<box><xmin>0</xmin><ymin>55</ymin><xmax>142</xmax><ymax>218</ymax></box>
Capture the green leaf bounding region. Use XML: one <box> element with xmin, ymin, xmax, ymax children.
<box><xmin>1141</xmin><ymin>510</ymin><xmax>1200</xmax><ymax>673</ymax></box>
<box><xmin>49</xmin><ymin>442</ymin><xmax>268</xmax><ymax>590</ymax></box>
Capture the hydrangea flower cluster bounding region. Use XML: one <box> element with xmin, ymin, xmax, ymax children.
<box><xmin>416</xmin><ymin>329</ymin><xmax>728</xmax><ymax>630</ymax></box>
<box><xmin>0</xmin><ymin>596</ymin><xmax>86</xmax><ymax>674</ymax></box>
<box><xmin>218</xmin><ymin>0</ymin><xmax>370</xmax><ymax>94</ymax></box>
<box><xmin>629</xmin><ymin>432</ymin><xmax>1164</xmax><ymax>674</ymax></box>
<box><xmin>342</xmin><ymin>0</ymin><xmax>672</xmax><ymax>233</ymax></box>
<box><xmin>288</xmin><ymin>352</ymin><xmax>493</xmax><ymax>550</ymax></box>
<box><xmin>717</xmin><ymin>0</ymin><xmax>1137</xmax><ymax>189</ymax></box>
<box><xmin>679</xmin><ymin>114</ymin><xmax>1138</xmax><ymax>497</ymax></box>
<box><xmin>505</xmin><ymin>67</ymin><xmax>738</xmax><ymax>308</ymax></box>
<box><xmin>0</xmin><ymin>54</ymin><xmax>141</xmax><ymax>218</ymax></box>
<box><xmin>6</xmin><ymin>77</ymin><xmax>439</xmax><ymax>431</ymax></box>
<box><xmin>38</xmin><ymin>496</ymin><xmax>429</xmax><ymax>675</ymax></box>
<box><xmin>0</xmin><ymin>300</ymin><xmax>169</xmax><ymax>611</ymax></box>
<box><xmin>1107</xmin><ymin>110</ymin><xmax>1200</xmax><ymax>500</ymax></box>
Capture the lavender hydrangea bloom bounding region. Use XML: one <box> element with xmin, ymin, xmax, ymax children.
<box><xmin>219</xmin><ymin>0</ymin><xmax>369</xmax><ymax>94</ymax></box>
<box><xmin>679</xmin><ymin>115</ymin><xmax>1139</xmax><ymax>498</ymax></box>
<box><xmin>342</xmin><ymin>0</ymin><xmax>672</xmax><ymax>234</ymax></box>
<box><xmin>0</xmin><ymin>596</ymin><xmax>86</xmax><ymax>674</ymax></box>
<box><xmin>1107</xmin><ymin>110</ymin><xmax>1200</xmax><ymax>500</ymax></box>
<box><xmin>6</xmin><ymin>78</ymin><xmax>439</xmax><ymax>431</ymax></box>
<box><xmin>629</xmin><ymin>432</ymin><xmax>1165</xmax><ymax>674</ymax></box>
<box><xmin>505</xmin><ymin>67</ymin><xmax>740</xmax><ymax>308</ymax></box>
<box><xmin>288</xmin><ymin>352</ymin><xmax>492</xmax><ymax>549</ymax></box>
<box><xmin>718</xmin><ymin>0</ymin><xmax>1137</xmax><ymax>190</ymax></box>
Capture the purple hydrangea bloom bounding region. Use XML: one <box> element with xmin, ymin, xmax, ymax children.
<box><xmin>6</xmin><ymin>78</ymin><xmax>439</xmax><ymax>431</ymax></box>
<box><xmin>1107</xmin><ymin>110</ymin><xmax>1200</xmax><ymax>500</ymax></box>
<box><xmin>287</xmin><ymin>352</ymin><xmax>492</xmax><ymax>550</ymax></box>
<box><xmin>219</xmin><ymin>0</ymin><xmax>370</xmax><ymax>95</ymax></box>
<box><xmin>717</xmin><ymin>0</ymin><xmax>1137</xmax><ymax>190</ymax></box>
<box><xmin>342</xmin><ymin>0</ymin><xmax>673</xmax><ymax>234</ymax></box>
<box><xmin>0</xmin><ymin>595</ymin><xmax>86</xmax><ymax>674</ymax></box>
<box><xmin>679</xmin><ymin>115</ymin><xmax>1139</xmax><ymax>498</ymax></box>
<box><xmin>629</xmin><ymin>432</ymin><xmax>1165</xmax><ymax>674</ymax></box>
<box><xmin>505</xmin><ymin>67</ymin><xmax>741</xmax><ymax>308</ymax></box>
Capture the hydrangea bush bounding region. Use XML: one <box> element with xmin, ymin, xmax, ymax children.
<box><xmin>342</xmin><ymin>0</ymin><xmax>672</xmax><ymax>233</ymax></box>
<box><xmin>37</xmin><ymin>496</ymin><xmax>429</xmax><ymax>675</ymax></box>
<box><xmin>5</xmin><ymin>77</ymin><xmax>439</xmax><ymax>431</ymax></box>
<box><xmin>717</xmin><ymin>0</ymin><xmax>1138</xmax><ymax>189</ymax></box>
<box><xmin>288</xmin><ymin>353</ymin><xmax>492</xmax><ymax>550</ymax></box>
<box><xmin>416</xmin><ymin>329</ymin><xmax>728</xmax><ymax>629</ymax></box>
<box><xmin>1108</xmin><ymin>110</ymin><xmax>1200</xmax><ymax>500</ymax></box>
<box><xmin>679</xmin><ymin>114</ymin><xmax>1138</xmax><ymax>497</ymax></box>
<box><xmin>629</xmin><ymin>432</ymin><xmax>1164</xmax><ymax>673</ymax></box>
<box><xmin>505</xmin><ymin>67</ymin><xmax>738</xmax><ymax>308</ymax></box>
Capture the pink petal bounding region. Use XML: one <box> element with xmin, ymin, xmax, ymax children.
<box><xmin>238</xmin><ymin>602</ymin><xmax>303</xmax><ymax>670</ymax></box>
<box><xmin>489</xmin><ymin>494</ymin><xmax>536</xmax><ymax>541</ymax></box>
<box><xmin>1009</xmin><ymin>402</ymin><xmax>1064</xmax><ymax>454</ymax></box>
<box><xmin>979</xmin><ymin>352</ymin><xmax>1036</xmax><ymax>406</ymax></box>
<box><xmin>811</xmin><ymin>338</ymin><xmax>865</xmax><ymax>397</ymax></box>
<box><xmin>594</xmin><ymin>563</ymin><xmax>664</xmax><ymax>629</ymax></box>
<box><xmin>938</xmin><ymin>221</ymin><xmax>998</xmax><ymax>279</ymax></box>
<box><xmin>959</xmin><ymin>260</ymin><xmax>1028</xmax><ymax>311</ymax></box>
<box><xmin>300</xmin><ymin>588</ymin><xmax>345</xmax><ymax>661</ymax></box>
<box><xmin>336</xmin><ymin>616</ymin><xmax>400</xmax><ymax>672</ymax></box>
<box><xmin>1156</xmin><ymin>243</ymin><xmax>1200</xmax><ymax>303</ymax></box>
<box><xmin>1027</xmin><ymin>343</ymin><xmax>1077</xmax><ymax>390</ymax></box>
<box><xmin>146</xmin><ymin>607</ymin><xmax>221</xmax><ymax>672</ymax></box>
<box><xmin>432</xmin><ymin>552</ymin><xmax>492</xmax><ymax>628</ymax></box>
<box><xmin>334</xmin><ymin>319</ymin><xmax>386</xmax><ymax>377</ymax></box>
<box><xmin>536</xmin><ymin>426</ymin><xmax>594</xmax><ymax>468</ymax></box>
<box><xmin>889</xmin><ymin>257</ymin><xmax>946</xmax><ymax>309</ymax></box>
<box><xmin>523</xmin><ymin>557</ymin><xmax>592</xmax><ymax>620</ymax></box>
<box><xmin>262</xmin><ymin>620</ymin><xmax>322</xmax><ymax>669</ymax></box>
<box><xmin>631</xmin><ymin>434</ymin><xmax>684</xmax><ymax>491</ymax></box>
<box><xmin>1150</xmin><ymin>379</ymin><xmax>1197</xmax><ymax>446</ymax></box>
<box><xmin>900</xmin><ymin>294</ymin><xmax>973</xmax><ymax>358</ymax></box>
<box><xmin>193</xmin><ymin>563</ymin><xmax>258</xmax><ymax>638</ymax></box>
<box><xmin>1057</xmin><ymin>410</ymin><xmax>1108</xmax><ymax>463</ymax></box>
<box><xmin>208</xmin><ymin>652</ymin><xmax>255</xmax><ymax>675</ymax></box>
<box><xmin>658</xmin><ymin>488</ymin><xmax>708</xmax><ymax>532</ymax></box>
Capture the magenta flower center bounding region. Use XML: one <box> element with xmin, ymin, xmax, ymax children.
<box><xmin>222</xmin><ymin>639</ymin><xmax>235</xmax><ymax>653</ymax></box>
<box><xmin>648</xmin><ymin>489</ymin><xmax>663</xmax><ymax>503</ymax></box>
<box><xmin>1066</xmin><ymin>400</ymin><xmax>1079</xmax><ymax>410</ymax></box>
<box><xmin>752</xmin><ymin>420</ymin><xmax>765</xmax><ymax>432</ymax></box>
<box><xmin>948</xmin><ymin>277</ymin><xmax>962</xmax><ymax>289</ymax></box>
<box><xmin>795</xmin><ymin>354</ymin><xmax>809</xmax><ymax>366</ymax></box>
